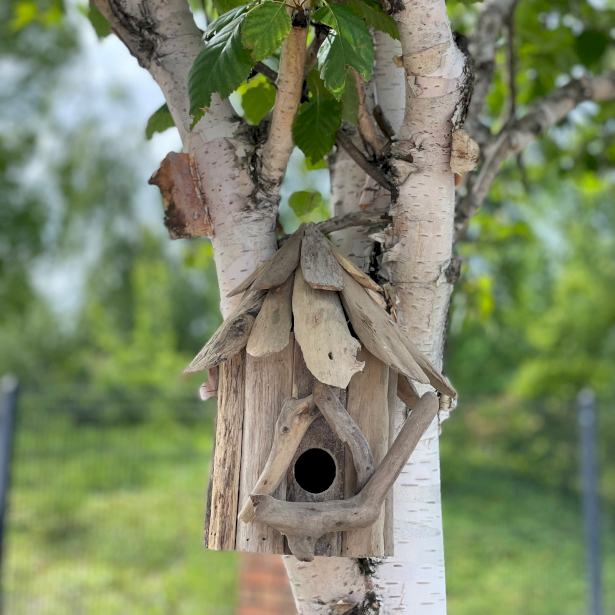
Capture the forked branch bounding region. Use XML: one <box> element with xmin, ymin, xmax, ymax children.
<box><xmin>249</xmin><ymin>392</ymin><xmax>439</xmax><ymax>561</ymax></box>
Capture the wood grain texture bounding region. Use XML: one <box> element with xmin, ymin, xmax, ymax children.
<box><xmin>338</xmin><ymin>270</ymin><xmax>429</xmax><ymax>384</ymax></box>
<box><xmin>300</xmin><ymin>223</ymin><xmax>345</xmax><ymax>291</ymax></box>
<box><xmin>251</xmin><ymin>224</ymin><xmax>304</xmax><ymax>291</ymax></box>
<box><xmin>238</xmin><ymin>393</ymin><xmax>319</xmax><ymax>523</ymax></box>
<box><xmin>206</xmin><ymin>351</ymin><xmax>246</xmax><ymax>550</ymax></box>
<box><xmin>330</xmin><ymin>242</ymin><xmax>382</xmax><ymax>293</ymax></box>
<box><xmin>384</xmin><ymin>368</ymin><xmax>398</xmax><ymax>557</ymax></box>
<box><xmin>246</xmin><ymin>272</ymin><xmax>294</xmax><ymax>358</ymax></box>
<box><xmin>397</xmin><ymin>374</ymin><xmax>420</xmax><ymax>409</ymax></box>
<box><xmin>235</xmin><ymin>339</ymin><xmax>295</xmax><ymax>553</ymax></box>
<box><xmin>293</xmin><ymin>267</ymin><xmax>363</xmax><ymax>388</ymax></box>
<box><xmin>285</xmin><ymin>343</ymin><xmax>344</xmax><ymax>557</ymax></box>
<box><xmin>252</xmin><ymin>393</ymin><xmax>440</xmax><ymax>561</ymax></box>
<box><xmin>313</xmin><ymin>381</ymin><xmax>375</xmax><ymax>493</ymax></box>
<box><xmin>343</xmin><ymin>349</ymin><xmax>389</xmax><ymax>557</ymax></box>
<box><xmin>185</xmin><ymin>291</ymin><xmax>265</xmax><ymax>373</ymax></box>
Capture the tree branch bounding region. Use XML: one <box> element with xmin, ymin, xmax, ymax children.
<box><xmin>350</xmin><ymin>68</ymin><xmax>386</xmax><ymax>154</ymax></box>
<box><xmin>335</xmin><ymin>129</ymin><xmax>393</xmax><ymax>193</ymax></box>
<box><xmin>255</xmin><ymin>61</ymin><xmax>279</xmax><ymax>84</ymax></box>
<box><xmin>260</xmin><ymin>24</ymin><xmax>309</xmax><ymax>190</ymax></box>
<box><xmin>465</xmin><ymin>0</ymin><xmax>518</xmax><ymax>148</ymax></box>
<box><xmin>314</xmin><ymin>209</ymin><xmax>392</xmax><ymax>235</ymax></box>
<box><xmin>455</xmin><ymin>72</ymin><xmax>615</xmax><ymax>241</ymax></box>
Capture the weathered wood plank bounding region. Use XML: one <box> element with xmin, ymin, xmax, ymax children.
<box><xmin>293</xmin><ymin>267</ymin><xmax>363</xmax><ymax>388</ymax></box>
<box><xmin>251</xmin><ymin>224</ymin><xmax>305</xmax><ymax>291</ymax></box>
<box><xmin>300</xmin><ymin>223</ymin><xmax>345</xmax><ymax>291</ymax></box>
<box><xmin>343</xmin><ymin>349</ymin><xmax>389</xmax><ymax>557</ymax></box>
<box><xmin>185</xmin><ymin>291</ymin><xmax>265</xmax><ymax>373</ymax></box>
<box><xmin>246</xmin><ymin>272</ymin><xmax>294</xmax><ymax>358</ymax></box>
<box><xmin>384</xmin><ymin>368</ymin><xmax>397</xmax><ymax>556</ymax></box>
<box><xmin>206</xmin><ymin>351</ymin><xmax>246</xmax><ymax>550</ymax></box>
<box><xmin>235</xmin><ymin>339</ymin><xmax>295</xmax><ymax>553</ymax></box>
<box><xmin>238</xmin><ymin>394</ymin><xmax>319</xmax><ymax>523</ymax></box>
<box><xmin>285</xmin><ymin>343</ymin><xmax>344</xmax><ymax>557</ymax></box>
<box><xmin>339</xmin><ymin>270</ymin><xmax>429</xmax><ymax>384</ymax></box>
<box><xmin>330</xmin><ymin>242</ymin><xmax>382</xmax><ymax>293</ymax></box>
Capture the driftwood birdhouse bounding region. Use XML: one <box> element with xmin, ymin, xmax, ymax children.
<box><xmin>186</xmin><ymin>223</ymin><xmax>456</xmax><ymax>562</ymax></box>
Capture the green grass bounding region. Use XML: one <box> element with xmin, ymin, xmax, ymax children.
<box><xmin>3</xmin><ymin>399</ymin><xmax>613</xmax><ymax>615</ymax></box>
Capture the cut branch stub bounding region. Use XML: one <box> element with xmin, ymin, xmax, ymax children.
<box><xmin>313</xmin><ymin>381</ymin><xmax>375</xmax><ymax>492</ymax></box>
<box><xmin>148</xmin><ymin>152</ymin><xmax>213</xmax><ymax>239</ymax></box>
<box><xmin>250</xmin><ymin>392</ymin><xmax>439</xmax><ymax>561</ymax></box>
<box><xmin>227</xmin><ymin>224</ymin><xmax>305</xmax><ymax>298</ymax></box>
<box><xmin>238</xmin><ymin>393</ymin><xmax>319</xmax><ymax>524</ymax></box>
<box><xmin>185</xmin><ymin>291</ymin><xmax>266</xmax><ymax>373</ymax></box>
<box><xmin>293</xmin><ymin>267</ymin><xmax>364</xmax><ymax>388</ymax></box>
<box><xmin>246</xmin><ymin>272</ymin><xmax>294</xmax><ymax>358</ymax></box>
<box><xmin>300</xmin><ymin>223</ymin><xmax>345</xmax><ymax>291</ymax></box>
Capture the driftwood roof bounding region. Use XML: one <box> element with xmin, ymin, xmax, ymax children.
<box><xmin>185</xmin><ymin>223</ymin><xmax>456</xmax><ymax>397</ymax></box>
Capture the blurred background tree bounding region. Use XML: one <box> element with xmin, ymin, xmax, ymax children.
<box><xmin>1</xmin><ymin>0</ymin><xmax>614</xmax><ymax>613</ymax></box>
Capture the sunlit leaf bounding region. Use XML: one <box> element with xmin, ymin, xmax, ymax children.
<box><xmin>313</xmin><ymin>3</ymin><xmax>374</xmax><ymax>99</ymax></box>
<box><xmin>188</xmin><ymin>14</ymin><xmax>255</xmax><ymax>128</ymax></box>
<box><xmin>242</xmin><ymin>80</ymin><xmax>276</xmax><ymax>124</ymax></box>
<box><xmin>242</xmin><ymin>1</ymin><xmax>291</xmax><ymax>61</ymax></box>
<box><xmin>146</xmin><ymin>104</ymin><xmax>176</xmax><ymax>140</ymax></box>
<box><xmin>289</xmin><ymin>191</ymin><xmax>324</xmax><ymax>217</ymax></box>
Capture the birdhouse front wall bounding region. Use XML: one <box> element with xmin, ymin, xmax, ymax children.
<box><xmin>204</xmin><ymin>335</ymin><xmax>396</xmax><ymax>558</ymax></box>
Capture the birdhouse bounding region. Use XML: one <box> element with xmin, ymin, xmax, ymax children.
<box><xmin>186</xmin><ymin>223</ymin><xmax>455</xmax><ymax>562</ymax></box>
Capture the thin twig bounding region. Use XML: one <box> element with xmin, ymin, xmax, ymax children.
<box><xmin>335</xmin><ymin>130</ymin><xmax>393</xmax><ymax>193</ymax></box>
<box><xmin>505</xmin><ymin>14</ymin><xmax>517</xmax><ymax>123</ymax></box>
<box><xmin>373</xmin><ymin>105</ymin><xmax>395</xmax><ymax>141</ymax></box>
<box><xmin>255</xmin><ymin>61</ymin><xmax>279</xmax><ymax>84</ymax></box>
<box><xmin>315</xmin><ymin>209</ymin><xmax>391</xmax><ymax>235</ymax></box>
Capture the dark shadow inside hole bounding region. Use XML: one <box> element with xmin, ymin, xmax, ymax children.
<box><xmin>294</xmin><ymin>448</ymin><xmax>336</xmax><ymax>494</ymax></box>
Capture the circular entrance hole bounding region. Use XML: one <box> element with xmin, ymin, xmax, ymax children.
<box><xmin>294</xmin><ymin>448</ymin><xmax>336</xmax><ymax>494</ymax></box>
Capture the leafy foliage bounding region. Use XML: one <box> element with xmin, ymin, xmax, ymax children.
<box><xmin>242</xmin><ymin>1</ymin><xmax>291</xmax><ymax>61</ymax></box>
<box><xmin>340</xmin><ymin>68</ymin><xmax>359</xmax><ymax>124</ymax></box>
<box><xmin>188</xmin><ymin>13</ymin><xmax>255</xmax><ymax>127</ymax></box>
<box><xmin>204</xmin><ymin>4</ymin><xmax>251</xmax><ymax>39</ymax></box>
<box><xmin>86</xmin><ymin>4</ymin><xmax>111</xmax><ymax>38</ymax></box>
<box><xmin>312</xmin><ymin>3</ymin><xmax>374</xmax><ymax>99</ymax></box>
<box><xmin>241</xmin><ymin>77</ymin><xmax>276</xmax><ymax>124</ymax></box>
<box><xmin>288</xmin><ymin>190</ymin><xmax>324</xmax><ymax>217</ymax></box>
<box><xmin>345</xmin><ymin>0</ymin><xmax>399</xmax><ymax>40</ymax></box>
<box><xmin>293</xmin><ymin>71</ymin><xmax>342</xmax><ymax>162</ymax></box>
<box><xmin>145</xmin><ymin>104</ymin><xmax>176</xmax><ymax>140</ymax></box>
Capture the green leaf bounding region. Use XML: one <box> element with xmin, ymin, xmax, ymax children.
<box><xmin>242</xmin><ymin>80</ymin><xmax>276</xmax><ymax>124</ymax></box>
<box><xmin>341</xmin><ymin>68</ymin><xmax>359</xmax><ymax>124</ymax></box>
<box><xmin>204</xmin><ymin>4</ymin><xmax>251</xmax><ymax>39</ymax></box>
<box><xmin>212</xmin><ymin>0</ymin><xmax>252</xmax><ymax>16</ymax></box>
<box><xmin>289</xmin><ymin>191</ymin><xmax>324</xmax><ymax>217</ymax></box>
<box><xmin>313</xmin><ymin>4</ymin><xmax>374</xmax><ymax>99</ymax></box>
<box><xmin>242</xmin><ymin>1</ymin><xmax>292</xmax><ymax>61</ymax></box>
<box><xmin>188</xmin><ymin>15</ymin><xmax>255</xmax><ymax>128</ymax></box>
<box><xmin>345</xmin><ymin>0</ymin><xmax>398</xmax><ymax>39</ymax></box>
<box><xmin>294</xmin><ymin>71</ymin><xmax>343</xmax><ymax>162</ymax></box>
<box><xmin>145</xmin><ymin>104</ymin><xmax>176</xmax><ymax>140</ymax></box>
<box><xmin>87</xmin><ymin>4</ymin><xmax>111</xmax><ymax>38</ymax></box>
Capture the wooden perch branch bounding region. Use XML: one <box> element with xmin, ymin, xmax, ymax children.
<box><xmin>313</xmin><ymin>382</ymin><xmax>375</xmax><ymax>492</ymax></box>
<box><xmin>456</xmin><ymin>72</ymin><xmax>615</xmax><ymax>241</ymax></box>
<box><xmin>249</xmin><ymin>392</ymin><xmax>439</xmax><ymax>561</ymax></box>
<box><xmin>260</xmin><ymin>23</ymin><xmax>308</xmax><ymax>190</ymax></box>
<box><xmin>238</xmin><ymin>394</ymin><xmax>319</xmax><ymax>523</ymax></box>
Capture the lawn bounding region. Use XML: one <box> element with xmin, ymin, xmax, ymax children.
<box><xmin>2</xmin><ymin>393</ymin><xmax>613</xmax><ymax>615</ymax></box>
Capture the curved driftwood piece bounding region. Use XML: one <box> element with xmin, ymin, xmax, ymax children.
<box><xmin>293</xmin><ymin>267</ymin><xmax>364</xmax><ymax>388</ymax></box>
<box><xmin>397</xmin><ymin>375</ymin><xmax>420</xmax><ymax>409</ymax></box>
<box><xmin>185</xmin><ymin>291</ymin><xmax>266</xmax><ymax>373</ymax></box>
<box><xmin>238</xmin><ymin>393</ymin><xmax>319</xmax><ymax>523</ymax></box>
<box><xmin>300</xmin><ymin>223</ymin><xmax>345</xmax><ymax>291</ymax></box>
<box><xmin>249</xmin><ymin>392</ymin><xmax>439</xmax><ymax>561</ymax></box>
<box><xmin>251</xmin><ymin>224</ymin><xmax>305</xmax><ymax>291</ymax></box>
<box><xmin>313</xmin><ymin>381</ymin><xmax>375</xmax><ymax>492</ymax></box>
<box><xmin>338</xmin><ymin>270</ymin><xmax>429</xmax><ymax>385</ymax></box>
<box><xmin>246</xmin><ymin>273</ymin><xmax>294</xmax><ymax>358</ymax></box>
<box><xmin>330</xmin><ymin>243</ymin><xmax>382</xmax><ymax>293</ymax></box>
